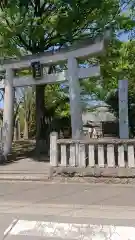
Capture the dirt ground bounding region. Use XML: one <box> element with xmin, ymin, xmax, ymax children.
<box><xmin>2</xmin><ymin>140</ymin><xmax>49</xmax><ymax>164</ymax></box>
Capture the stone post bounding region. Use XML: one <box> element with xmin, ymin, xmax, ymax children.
<box><xmin>3</xmin><ymin>68</ymin><xmax>14</xmax><ymax>156</ymax></box>
<box><xmin>118</xmin><ymin>80</ymin><xmax>129</xmax><ymax>139</ymax></box>
<box><xmin>50</xmin><ymin>132</ymin><xmax>58</xmax><ymax>166</ymax></box>
<box><xmin>68</xmin><ymin>57</ymin><xmax>83</xmax><ymax>139</ymax></box>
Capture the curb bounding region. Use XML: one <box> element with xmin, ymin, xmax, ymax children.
<box><xmin>0</xmin><ymin>172</ymin><xmax>51</xmax><ymax>182</ymax></box>
<box><xmin>0</xmin><ymin>177</ymin><xmax>51</xmax><ymax>182</ymax></box>
<box><xmin>1</xmin><ymin>173</ymin><xmax>135</xmax><ymax>185</ymax></box>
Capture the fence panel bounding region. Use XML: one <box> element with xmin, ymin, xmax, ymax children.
<box><xmin>107</xmin><ymin>144</ymin><xmax>115</xmax><ymax>167</ymax></box>
<box><xmin>51</xmin><ymin>132</ymin><xmax>135</xmax><ymax>170</ymax></box>
<box><xmin>88</xmin><ymin>145</ymin><xmax>95</xmax><ymax>167</ymax></box>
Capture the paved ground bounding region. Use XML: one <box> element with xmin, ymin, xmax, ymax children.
<box><xmin>1</xmin><ymin>182</ymin><xmax>135</xmax><ymax>239</ymax></box>
<box><xmin>0</xmin><ymin>141</ymin><xmax>50</xmax><ymax>181</ymax></box>
<box><xmin>0</xmin><ymin>157</ymin><xmax>50</xmax><ymax>181</ymax></box>
<box><xmin>0</xmin><ymin>157</ymin><xmax>49</xmax><ymax>172</ymax></box>
<box><xmin>2</xmin><ymin>157</ymin><xmax>135</xmax><ymax>183</ymax></box>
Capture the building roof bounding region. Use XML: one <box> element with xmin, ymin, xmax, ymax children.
<box><xmin>82</xmin><ymin>106</ymin><xmax>116</xmax><ymax>124</ymax></box>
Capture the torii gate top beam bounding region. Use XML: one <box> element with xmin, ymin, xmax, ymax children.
<box><xmin>0</xmin><ymin>36</ymin><xmax>108</xmax><ymax>70</ymax></box>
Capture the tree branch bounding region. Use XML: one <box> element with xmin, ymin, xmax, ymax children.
<box><xmin>39</xmin><ymin>2</ymin><xmax>46</xmax><ymax>14</ymax></box>
<box><xmin>17</xmin><ymin>34</ymin><xmax>33</xmax><ymax>52</ymax></box>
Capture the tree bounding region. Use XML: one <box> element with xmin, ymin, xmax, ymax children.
<box><xmin>16</xmin><ymin>87</ymin><xmax>35</xmax><ymax>139</ymax></box>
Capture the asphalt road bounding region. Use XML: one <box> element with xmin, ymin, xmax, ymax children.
<box><xmin>1</xmin><ymin>181</ymin><xmax>135</xmax><ymax>239</ymax></box>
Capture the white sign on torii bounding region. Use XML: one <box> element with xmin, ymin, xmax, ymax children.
<box><xmin>1</xmin><ymin>35</ymin><xmax>109</xmax><ymax>156</ymax></box>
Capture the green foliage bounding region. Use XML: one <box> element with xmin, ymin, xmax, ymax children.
<box><xmin>44</xmin><ymin>84</ymin><xmax>70</xmax><ymax>118</ymax></box>
<box><xmin>86</xmin><ymin>39</ymin><xmax>135</xmax><ymax>100</ymax></box>
<box><xmin>0</xmin><ymin>0</ymin><xmax>130</xmax><ymax>56</ymax></box>
<box><xmin>96</xmin><ymin>40</ymin><xmax>135</xmax><ymax>137</ymax></box>
<box><xmin>106</xmin><ymin>89</ymin><xmax>135</xmax><ymax>137</ymax></box>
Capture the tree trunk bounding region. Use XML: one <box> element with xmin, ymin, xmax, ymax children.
<box><xmin>23</xmin><ymin>118</ymin><xmax>28</xmax><ymax>140</ymax></box>
<box><xmin>35</xmin><ymin>66</ymin><xmax>56</xmax><ymax>155</ymax></box>
<box><xmin>14</xmin><ymin>119</ymin><xmax>20</xmax><ymax>141</ymax></box>
<box><xmin>35</xmin><ymin>85</ymin><xmax>47</xmax><ymax>153</ymax></box>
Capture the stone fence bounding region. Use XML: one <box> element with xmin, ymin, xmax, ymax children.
<box><xmin>50</xmin><ymin>132</ymin><xmax>135</xmax><ymax>177</ymax></box>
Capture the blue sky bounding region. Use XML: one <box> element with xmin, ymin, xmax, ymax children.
<box><xmin>0</xmin><ymin>100</ymin><xmax>3</xmax><ymax>108</ymax></box>
<box><xmin>120</xmin><ymin>32</ymin><xmax>129</xmax><ymax>41</ymax></box>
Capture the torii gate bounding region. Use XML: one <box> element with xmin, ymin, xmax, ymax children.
<box><xmin>0</xmin><ymin>34</ymin><xmax>109</xmax><ymax>156</ymax></box>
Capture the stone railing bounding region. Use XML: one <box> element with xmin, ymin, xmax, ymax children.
<box><xmin>50</xmin><ymin>132</ymin><xmax>135</xmax><ymax>177</ymax></box>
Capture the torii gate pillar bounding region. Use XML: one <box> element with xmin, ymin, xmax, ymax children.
<box><xmin>68</xmin><ymin>57</ymin><xmax>83</xmax><ymax>139</ymax></box>
<box><xmin>3</xmin><ymin>68</ymin><xmax>14</xmax><ymax>156</ymax></box>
